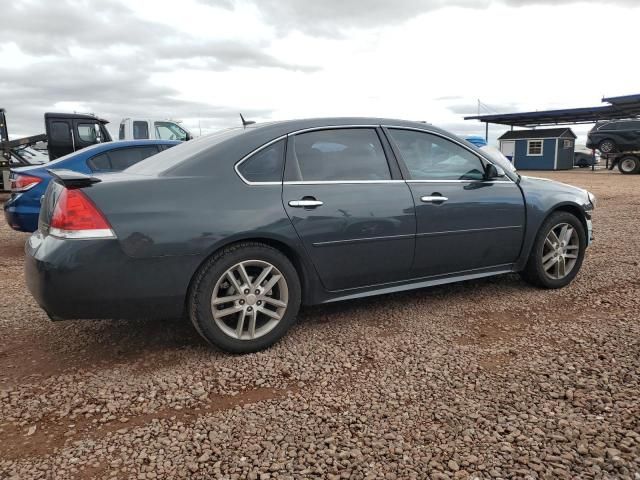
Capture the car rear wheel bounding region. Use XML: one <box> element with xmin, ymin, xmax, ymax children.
<box><xmin>189</xmin><ymin>242</ymin><xmax>301</xmax><ymax>353</ymax></box>
<box><xmin>598</xmin><ymin>139</ymin><xmax>616</xmax><ymax>154</ymax></box>
<box><xmin>520</xmin><ymin>211</ymin><xmax>586</xmax><ymax>289</ymax></box>
<box><xmin>618</xmin><ymin>156</ymin><xmax>640</xmax><ymax>174</ymax></box>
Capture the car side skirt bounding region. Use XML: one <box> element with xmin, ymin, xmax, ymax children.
<box><xmin>316</xmin><ymin>264</ymin><xmax>515</xmax><ymax>304</ymax></box>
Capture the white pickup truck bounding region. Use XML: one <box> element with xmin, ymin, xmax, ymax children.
<box><xmin>118</xmin><ymin>118</ymin><xmax>194</xmax><ymax>142</ymax></box>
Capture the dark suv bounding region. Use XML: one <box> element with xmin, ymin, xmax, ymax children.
<box><xmin>587</xmin><ymin>119</ymin><xmax>640</xmax><ymax>153</ymax></box>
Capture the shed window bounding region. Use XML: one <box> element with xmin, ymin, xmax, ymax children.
<box><xmin>527</xmin><ymin>140</ymin><xmax>543</xmax><ymax>156</ymax></box>
<box><xmin>563</xmin><ymin>140</ymin><xmax>573</xmax><ymax>149</ymax></box>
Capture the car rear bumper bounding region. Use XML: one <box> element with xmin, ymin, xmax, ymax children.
<box><xmin>25</xmin><ymin>231</ymin><xmax>201</xmax><ymax>321</ymax></box>
<box><xmin>3</xmin><ymin>203</ymin><xmax>39</xmax><ymax>233</ymax></box>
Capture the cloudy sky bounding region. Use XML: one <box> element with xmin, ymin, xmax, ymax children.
<box><xmin>1</xmin><ymin>0</ymin><xmax>638</xmax><ymax>144</ymax></box>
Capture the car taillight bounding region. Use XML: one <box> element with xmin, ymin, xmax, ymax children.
<box><xmin>11</xmin><ymin>174</ymin><xmax>42</xmax><ymax>192</ymax></box>
<box><xmin>49</xmin><ymin>188</ymin><xmax>115</xmax><ymax>239</ymax></box>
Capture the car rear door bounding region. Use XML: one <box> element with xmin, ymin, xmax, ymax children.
<box><xmin>282</xmin><ymin>126</ymin><xmax>416</xmax><ymax>291</ymax></box>
<box><xmin>385</xmin><ymin>127</ymin><xmax>525</xmax><ymax>278</ymax></box>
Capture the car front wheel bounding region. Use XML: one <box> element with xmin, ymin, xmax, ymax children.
<box><xmin>521</xmin><ymin>211</ymin><xmax>586</xmax><ymax>289</ymax></box>
<box><xmin>189</xmin><ymin>242</ymin><xmax>301</xmax><ymax>353</ymax></box>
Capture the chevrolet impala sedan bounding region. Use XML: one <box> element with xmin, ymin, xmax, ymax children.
<box><xmin>25</xmin><ymin>118</ymin><xmax>596</xmax><ymax>353</ymax></box>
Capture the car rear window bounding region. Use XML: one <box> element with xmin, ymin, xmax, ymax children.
<box><xmin>126</xmin><ymin>128</ymin><xmax>244</xmax><ymax>175</ymax></box>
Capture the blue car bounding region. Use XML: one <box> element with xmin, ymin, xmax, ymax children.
<box><xmin>4</xmin><ymin>140</ymin><xmax>179</xmax><ymax>232</ymax></box>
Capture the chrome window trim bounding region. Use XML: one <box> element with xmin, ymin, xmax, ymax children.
<box><xmin>234</xmin><ymin>124</ymin><xmax>517</xmax><ymax>185</ymax></box>
<box><xmin>383</xmin><ymin>125</ymin><xmax>516</xmax><ymax>184</ymax></box>
<box><xmin>287</xmin><ymin>124</ymin><xmax>379</xmax><ymax>136</ymax></box>
<box><xmin>234</xmin><ymin>135</ymin><xmax>287</xmax><ymax>186</ymax></box>
<box><xmin>283</xmin><ymin>180</ymin><xmax>405</xmax><ymax>185</ymax></box>
<box><xmin>407</xmin><ymin>179</ymin><xmax>513</xmax><ymax>184</ymax></box>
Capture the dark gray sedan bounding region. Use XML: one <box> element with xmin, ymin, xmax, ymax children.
<box><xmin>25</xmin><ymin>118</ymin><xmax>596</xmax><ymax>353</ymax></box>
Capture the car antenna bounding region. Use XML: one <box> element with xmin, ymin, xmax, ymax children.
<box><xmin>240</xmin><ymin>113</ymin><xmax>255</xmax><ymax>129</ymax></box>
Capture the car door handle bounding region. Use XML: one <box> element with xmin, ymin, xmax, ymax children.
<box><xmin>421</xmin><ymin>195</ymin><xmax>448</xmax><ymax>203</ymax></box>
<box><xmin>288</xmin><ymin>199</ymin><xmax>324</xmax><ymax>208</ymax></box>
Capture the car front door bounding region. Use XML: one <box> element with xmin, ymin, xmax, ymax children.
<box><xmin>385</xmin><ymin>127</ymin><xmax>526</xmax><ymax>279</ymax></box>
<box><xmin>282</xmin><ymin>127</ymin><xmax>416</xmax><ymax>291</ymax></box>
<box><xmin>617</xmin><ymin>121</ymin><xmax>640</xmax><ymax>150</ymax></box>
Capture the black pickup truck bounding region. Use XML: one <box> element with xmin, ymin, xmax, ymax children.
<box><xmin>1</xmin><ymin>109</ymin><xmax>112</xmax><ymax>189</ymax></box>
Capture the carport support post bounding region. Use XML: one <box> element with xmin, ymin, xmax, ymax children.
<box><xmin>485</xmin><ymin>122</ymin><xmax>489</xmax><ymax>142</ymax></box>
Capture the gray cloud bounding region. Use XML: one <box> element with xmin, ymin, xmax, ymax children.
<box><xmin>1</xmin><ymin>0</ymin><xmax>314</xmax><ymax>136</ymax></box>
<box><xmin>201</xmin><ymin>0</ymin><xmax>637</xmax><ymax>35</ymax></box>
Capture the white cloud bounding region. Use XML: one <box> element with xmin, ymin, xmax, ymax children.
<box><xmin>2</xmin><ymin>0</ymin><xmax>639</xmax><ymax>145</ymax></box>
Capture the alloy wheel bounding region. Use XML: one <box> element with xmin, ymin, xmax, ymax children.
<box><xmin>211</xmin><ymin>260</ymin><xmax>289</xmax><ymax>340</ymax></box>
<box><xmin>542</xmin><ymin>223</ymin><xmax>580</xmax><ymax>280</ymax></box>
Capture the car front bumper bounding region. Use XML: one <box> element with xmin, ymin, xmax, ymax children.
<box><xmin>587</xmin><ymin>218</ymin><xmax>594</xmax><ymax>246</ymax></box>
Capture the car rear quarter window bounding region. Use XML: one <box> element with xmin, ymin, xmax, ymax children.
<box><xmin>289</xmin><ymin>129</ymin><xmax>390</xmax><ymax>181</ymax></box>
<box><xmin>237</xmin><ymin>139</ymin><xmax>285</xmax><ymax>183</ymax></box>
<box><xmin>389</xmin><ymin>129</ymin><xmax>485</xmax><ymax>181</ymax></box>
<box><xmin>133</xmin><ymin>121</ymin><xmax>149</xmax><ymax>139</ymax></box>
<box><xmin>87</xmin><ymin>153</ymin><xmax>111</xmax><ymax>171</ymax></box>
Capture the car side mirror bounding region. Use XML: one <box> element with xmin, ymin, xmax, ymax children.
<box><xmin>485</xmin><ymin>163</ymin><xmax>506</xmax><ymax>180</ymax></box>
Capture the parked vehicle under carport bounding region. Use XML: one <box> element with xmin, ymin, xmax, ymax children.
<box><xmin>25</xmin><ymin>118</ymin><xmax>596</xmax><ymax>353</ymax></box>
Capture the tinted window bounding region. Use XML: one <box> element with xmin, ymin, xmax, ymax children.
<box><xmin>88</xmin><ymin>146</ymin><xmax>158</xmax><ymax>172</ymax></box>
<box><xmin>110</xmin><ymin>146</ymin><xmax>158</xmax><ymax>170</ymax></box>
<box><xmin>238</xmin><ymin>139</ymin><xmax>285</xmax><ymax>182</ymax></box>
<box><xmin>157</xmin><ymin>144</ymin><xmax>176</xmax><ymax>151</ymax></box>
<box><xmin>133</xmin><ymin>121</ymin><xmax>149</xmax><ymax>139</ymax></box>
<box><xmin>119</xmin><ymin>123</ymin><xmax>125</xmax><ymax>140</ymax></box>
<box><xmin>77</xmin><ymin>123</ymin><xmax>98</xmax><ymax>143</ymax></box>
<box><xmin>88</xmin><ymin>153</ymin><xmax>111</xmax><ymax>171</ymax></box>
<box><xmin>50</xmin><ymin>121</ymin><xmax>71</xmax><ymax>142</ymax></box>
<box><xmin>291</xmin><ymin>129</ymin><xmax>390</xmax><ymax>181</ymax></box>
<box><xmin>389</xmin><ymin>129</ymin><xmax>485</xmax><ymax>181</ymax></box>
<box><xmin>617</xmin><ymin>121</ymin><xmax>640</xmax><ymax>130</ymax></box>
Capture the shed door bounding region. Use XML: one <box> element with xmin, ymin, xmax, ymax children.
<box><xmin>501</xmin><ymin>141</ymin><xmax>515</xmax><ymax>164</ymax></box>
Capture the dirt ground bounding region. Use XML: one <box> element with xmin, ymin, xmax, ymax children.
<box><xmin>1</xmin><ymin>168</ymin><xmax>639</xmax><ymax>479</ymax></box>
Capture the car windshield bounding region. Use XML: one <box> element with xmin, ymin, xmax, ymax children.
<box><xmin>125</xmin><ymin>127</ymin><xmax>245</xmax><ymax>175</ymax></box>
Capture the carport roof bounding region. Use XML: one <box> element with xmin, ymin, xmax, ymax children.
<box><xmin>465</xmin><ymin>94</ymin><xmax>640</xmax><ymax>127</ymax></box>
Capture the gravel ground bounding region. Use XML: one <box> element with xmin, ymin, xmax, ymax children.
<box><xmin>0</xmin><ymin>168</ymin><xmax>639</xmax><ymax>479</ymax></box>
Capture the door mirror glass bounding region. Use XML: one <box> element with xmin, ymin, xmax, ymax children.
<box><xmin>485</xmin><ymin>163</ymin><xmax>506</xmax><ymax>179</ymax></box>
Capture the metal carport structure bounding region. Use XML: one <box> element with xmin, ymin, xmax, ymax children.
<box><xmin>465</xmin><ymin>94</ymin><xmax>640</xmax><ymax>139</ymax></box>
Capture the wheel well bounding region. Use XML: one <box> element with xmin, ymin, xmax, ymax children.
<box><xmin>185</xmin><ymin>237</ymin><xmax>311</xmax><ymax>312</ymax></box>
<box><xmin>551</xmin><ymin>204</ymin><xmax>588</xmax><ymax>234</ymax></box>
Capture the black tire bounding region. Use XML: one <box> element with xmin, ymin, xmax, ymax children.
<box><xmin>598</xmin><ymin>139</ymin><xmax>616</xmax><ymax>154</ymax></box>
<box><xmin>189</xmin><ymin>242</ymin><xmax>301</xmax><ymax>353</ymax></box>
<box><xmin>617</xmin><ymin>156</ymin><xmax>640</xmax><ymax>175</ymax></box>
<box><xmin>520</xmin><ymin>211</ymin><xmax>586</xmax><ymax>289</ymax></box>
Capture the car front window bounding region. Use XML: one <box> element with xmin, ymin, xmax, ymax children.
<box><xmin>389</xmin><ymin>129</ymin><xmax>485</xmax><ymax>181</ymax></box>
